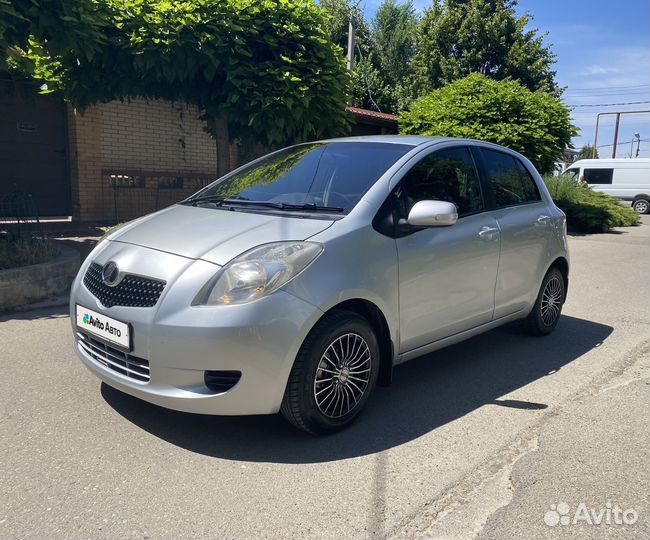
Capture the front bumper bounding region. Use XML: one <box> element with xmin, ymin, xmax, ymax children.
<box><xmin>71</xmin><ymin>241</ymin><xmax>323</xmax><ymax>415</ymax></box>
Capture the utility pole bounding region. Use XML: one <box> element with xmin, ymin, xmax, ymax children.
<box><xmin>347</xmin><ymin>15</ymin><xmax>357</xmax><ymax>72</ymax></box>
<box><xmin>593</xmin><ymin>110</ymin><xmax>650</xmax><ymax>158</ymax></box>
<box><xmin>612</xmin><ymin>112</ymin><xmax>621</xmax><ymax>158</ymax></box>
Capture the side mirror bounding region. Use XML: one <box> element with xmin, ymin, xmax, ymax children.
<box><xmin>407</xmin><ymin>200</ymin><xmax>458</xmax><ymax>227</ymax></box>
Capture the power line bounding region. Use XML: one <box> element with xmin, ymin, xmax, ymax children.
<box><xmin>565</xmin><ymin>84</ymin><xmax>650</xmax><ymax>91</ymax></box>
<box><xmin>596</xmin><ymin>138</ymin><xmax>649</xmax><ymax>148</ymax></box>
<box><xmin>565</xmin><ymin>90</ymin><xmax>650</xmax><ymax>97</ymax></box>
<box><xmin>568</xmin><ymin>100</ymin><xmax>650</xmax><ymax>108</ymax></box>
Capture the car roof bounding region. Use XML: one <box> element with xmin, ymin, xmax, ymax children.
<box><xmin>320</xmin><ymin>135</ymin><xmax>446</xmax><ymax>146</ymax></box>
<box><xmin>570</xmin><ymin>158</ymin><xmax>649</xmax><ymax>165</ymax></box>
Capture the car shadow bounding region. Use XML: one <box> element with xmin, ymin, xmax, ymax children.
<box><xmin>102</xmin><ymin>314</ymin><xmax>612</xmax><ymax>463</ymax></box>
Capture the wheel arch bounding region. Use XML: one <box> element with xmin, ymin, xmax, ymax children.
<box><xmin>548</xmin><ymin>256</ymin><xmax>569</xmax><ymax>301</ymax></box>
<box><xmin>320</xmin><ymin>299</ymin><xmax>394</xmax><ymax>386</ymax></box>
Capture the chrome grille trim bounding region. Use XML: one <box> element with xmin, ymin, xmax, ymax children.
<box><xmin>83</xmin><ymin>262</ymin><xmax>165</xmax><ymax>308</ymax></box>
<box><xmin>77</xmin><ymin>332</ymin><xmax>150</xmax><ymax>383</ymax></box>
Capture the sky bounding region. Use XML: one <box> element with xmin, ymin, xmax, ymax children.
<box><xmin>363</xmin><ymin>0</ymin><xmax>650</xmax><ymax>157</ymax></box>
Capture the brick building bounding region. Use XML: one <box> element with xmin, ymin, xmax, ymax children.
<box><xmin>0</xmin><ymin>81</ymin><xmax>397</xmax><ymax>223</ymax></box>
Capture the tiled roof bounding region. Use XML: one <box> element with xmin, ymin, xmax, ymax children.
<box><xmin>345</xmin><ymin>106</ymin><xmax>398</xmax><ymax>124</ymax></box>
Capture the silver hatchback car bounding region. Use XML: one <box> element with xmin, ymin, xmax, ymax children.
<box><xmin>71</xmin><ymin>136</ymin><xmax>569</xmax><ymax>434</ymax></box>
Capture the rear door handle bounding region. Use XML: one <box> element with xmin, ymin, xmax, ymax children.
<box><xmin>537</xmin><ymin>215</ymin><xmax>551</xmax><ymax>226</ymax></box>
<box><xmin>478</xmin><ymin>226</ymin><xmax>499</xmax><ymax>240</ymax></box>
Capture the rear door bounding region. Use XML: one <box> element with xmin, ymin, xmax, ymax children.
<box><xmin>395</xmin><ymin>144</ymin><xmax>500</xmax><ymax>352</ymax></box>
<box><xmin>473</xmin><ymin>147</ymin><xmax>552</xmax><ymax>318</ymax></box>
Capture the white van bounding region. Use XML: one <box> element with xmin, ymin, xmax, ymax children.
<box><xmin>562</xmin><ymin>158</ymin><xmax>650</xmax><ymax>214</ymax></box>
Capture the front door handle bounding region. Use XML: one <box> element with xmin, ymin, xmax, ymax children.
<box><xmin>478</xmin><ymin>226</ymin><xmax>499</xmax><ymax>241</ymax></box>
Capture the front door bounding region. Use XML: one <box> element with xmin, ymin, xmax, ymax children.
<box><xmin>395</xmin><ymin>145</ymin><xmax>500</xmax><ymax>353</ymax></box>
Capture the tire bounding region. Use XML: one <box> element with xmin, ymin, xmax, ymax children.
<box><xmin>280</xmin><ymin>310</ymin><xmax>379</xmax><ymax>434</ymax></box>
<box><xmin>632</xmin><ymin>198</ymin><xmax>650</xmax><ymax>215</ymax></box>
<box><xmin>522</xmin><ymin>267</ymin><xmax>565</xmax><ymax>336</ymax></box>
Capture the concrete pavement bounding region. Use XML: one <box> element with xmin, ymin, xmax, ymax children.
<box><xmin>0</xmin><ymin>217</ymin><xmax>648</xmax><ymax>539</ymax></box>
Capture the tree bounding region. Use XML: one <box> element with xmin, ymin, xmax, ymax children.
<box><xmin>400</xmin><ymin>74</ymin><xmax>577</xmax><ymax>174</ymax></box>
<box><xmin>319</xmin><ymin>0</ymin><xmax>371</xmax><ymax>55</ymax></box>
<box><xmin>320</xmin><ymin>0</ymin><xmax>418</xmax><ymax>114</ymax></box>
<box><xmin>411</xmin><ymin>0</ymin><xmax>558</xmax><ymax>97</ymax></box>
<box><xmin>4</xmin><ymin>0</ymin><xmax>350</xmax><ymax>175</ymax></box>
<box><xmin>577</xmin><ymin>144</ymin><xmax>598</xmax><ymax>160</ymax></box>
<box><xmin>370</xmin><ymin>0</ymin><xmax>418</xmax><ymax>112</ymax></box>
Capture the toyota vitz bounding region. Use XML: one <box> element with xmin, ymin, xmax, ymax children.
<box><xmin>71</xmin><ymin>136</ymin><xmax>569</xmax><ymax>434</ymax></box>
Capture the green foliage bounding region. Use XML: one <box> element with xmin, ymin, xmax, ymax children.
<box><xmin>411</xmin><ymin>0</ymin><xmax>558</xmax><ymax>97</ymax></box>
<box><xmin>577</xmin><ymin>143</ymin><xmax>598</xmax><ymax>160</ymax></box>
<box><xmin>399</xmin><ymin>74</ymin><xmax>577</xmax><ymax>174</ymax></box>
<box><xmin>319</xmin><ymin>0</ymin><xmax>371</xmax><ymax>54</ymax></box>
<box><xmin>321</xmin><ymin>0</ymin><xmax>417</xmax><ymax>114</ymax></box>
<box><xmin>5</xmin><ymin>0</ymin><xmax>350</xmax><ymax>149</ymax></box>
<box><xmin>544</xmin><ymin>175</ymin><xmax>640</xmax><ymax>233</ymax></box>
<box><xmin>369</xmin><ymin>0</ymin><xmax>417</xmax><ymax>112</ymax></box>
<box><xmin>0</xmin><ymin>236</ymin><xmax>60</xmax><ymax>270</ymax></box>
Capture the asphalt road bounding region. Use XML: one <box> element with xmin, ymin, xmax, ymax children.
<box><xmin>1</xmin><ymin>217</ymin><xmax>648</xmax><ymax>540</ymax></box>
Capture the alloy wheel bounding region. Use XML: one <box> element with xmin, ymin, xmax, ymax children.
<box><xmin>540</xmin><ymin>276</ymin><xmax>563</xmax><ymax>326</ymax></box>
<box><xmin>313</xmin><ymin>333</ymin><xmax>372</xmax><ymax>418</ymax></box>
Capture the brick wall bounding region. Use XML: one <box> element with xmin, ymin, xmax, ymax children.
<box><xmin>68</xmin><ymin>98</ymin><xmax>220</xmax><ymax>222</ymax></box>
<box><xmin>100</xmin><ymin>99</ymin><xmax>216</xmax><ymax>174</ymax></box>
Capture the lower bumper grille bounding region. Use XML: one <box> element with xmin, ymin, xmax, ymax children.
<box><xmin>204</xmin><ymin>370</ymin><xmax>241</xmax><ymax>393</ymax></box>
<box><xmin>77</xmin><ymin>332</ymin><xmax>150</xmax><ymax>382</ymax></box>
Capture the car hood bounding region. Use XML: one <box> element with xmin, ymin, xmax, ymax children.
<box><xmin>111</xmin><ymin>204</ymin><xmax>334</xmax><ymax>266</ymax></box>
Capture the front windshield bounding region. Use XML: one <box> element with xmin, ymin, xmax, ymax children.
<box><xmin>192</xmin><ymin>142</ymin><xmax>412</xmax><ymax>214</ymax></box>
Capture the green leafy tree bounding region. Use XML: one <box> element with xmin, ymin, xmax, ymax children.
<box><xmin>371</xmin><ymin>0</ymin><xmax>418</xmax><ymax>111</ymax></box>
<box><xmin>577</xmin><ymin>144</ymin><xmax>598</xmax><ymax>160</ymax></box>
<box><xmin>4</xmin><ymin>0</ymin><xmax>350</xmax><ymax>175</ymax></box>
<box><xmin>400</xmin><ymin>74</ymin><xmax>577</xmax><ymax>174</ymax></box>
<box><xmin>320</xmin><ymin>0</ymin><xmax>417</xmax><ymax>114</ymax></box>
<box><xmin>411</xmin><ymin>0</ymin><xmax>558</xmax><ymax>97</ymax></box>
<box><xmin>319</xmin><ymin>0</ymin><xmax>371</xmax><ymax>54</ymax></box>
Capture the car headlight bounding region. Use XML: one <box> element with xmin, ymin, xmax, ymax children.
<box><xmin>195</xmin><ymin>241</ymin><xmax>324</xmax><ymax>305</ymax></box>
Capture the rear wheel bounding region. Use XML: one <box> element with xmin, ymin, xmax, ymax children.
<box><xmin>523</xmin><ymin>267</ymin><xmax>565</xmax><ymax>336</ymax></box>
<box><xmin>281</xmin><ymin>310</ymin><xmax>379</xmax><ymax>434</ymax></box>
<box><xmin>632</xmin><ymin>198</ymin><xmax>650</xmax><ymax>214</ymax></box>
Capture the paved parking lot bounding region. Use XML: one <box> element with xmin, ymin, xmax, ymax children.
<box><xmin>1</xmin><ymin>217</ymin><xmax>648</xmax><ymax>540</ymax></box>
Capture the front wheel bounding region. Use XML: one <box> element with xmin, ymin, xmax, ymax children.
<box><xmin>632</xmin><ymin>198</ymin><xmax>650</xmax><ymax>214</ymax></box>
<box><xmin>523</xmin><ymin>267</ymin><xmax>565</xmax><ymax>336</ymax></box>
<box><xmin>280</xmin><ymin>310</ymin><xmax>379</xmax><ymax>434</ymax></box>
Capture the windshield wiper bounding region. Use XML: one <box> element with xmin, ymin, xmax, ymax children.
<box><xmin>183</xmin><ymin>194</ymin><xmax>248</xmax><ymax>206</ymax></box>
<box><xmin>220</xmin><ymin>200</ymin><xmax>345</xmax><ymax>213</ymax></box>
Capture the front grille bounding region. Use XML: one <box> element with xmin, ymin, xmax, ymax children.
<box><xmin>77</xmin><ymin>332</ymin><xmax>150</xmax><ymax>382</ymax></box>
<box><xmin>83</xmin><ymin>262</ymin><xmax>165</xmax><ymax>308</ymax></box>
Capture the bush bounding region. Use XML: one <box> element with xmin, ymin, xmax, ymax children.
<box><xmin>543</xmin><ymin>176</ymin><xmax>640</xmax><ymax>233</ymax></box>
<box><xmin>0</xmin><ymin>236</ymin><xmax>60</xmax><ymax>270</ymax></box>
<box><xmin>399</xmin><ymin>74</ymin><xmax>577</xmax><ymax>174</ymax></box>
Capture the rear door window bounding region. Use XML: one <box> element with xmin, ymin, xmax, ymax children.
<box><xmin>479</xmin><ymin>148</ymin><xmax>541</xmax><ymax>207</ymax></box>
<box><xmin>584</xmin><ymin>168</ymin><xmax>614</xmax><ymax>185</ymax></box>
<box><xmin>515</xmin><ymin>159</ymin><xmax>542</xmax><ymax>202</ymax></box>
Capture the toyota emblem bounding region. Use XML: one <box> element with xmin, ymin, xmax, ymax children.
<box><xmin>101</xmin><ymin>261</ymin><xmax>121</xmax><ymax>287</ymax></box>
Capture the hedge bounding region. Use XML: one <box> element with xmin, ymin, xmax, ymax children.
<box><xmin>543</xmin><ymin>176</ymin><xmax>640</xmax><ymax>233</ymax></box>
